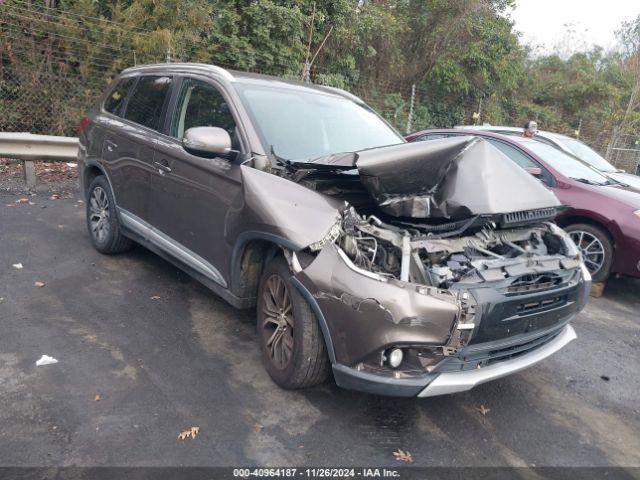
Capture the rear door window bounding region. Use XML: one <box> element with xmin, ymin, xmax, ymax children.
<box><xmin>103</xmin><ymin>77</ymin><xmax>135</xmax><ymax>116</ymax></box>
<box><xmin>123</xmin><ymin>76</ymin><xmax>172</xmax><ymax>131</ymax></box>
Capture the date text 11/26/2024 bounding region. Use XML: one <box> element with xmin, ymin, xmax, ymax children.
<box><xmin>233</xmin><ymin>468</ymin><xmax>401</xmax><ymax>478</ymax></box>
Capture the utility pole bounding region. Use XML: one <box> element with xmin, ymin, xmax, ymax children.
<box><xmin>302</xmin><ymin>2</ymin><xmax>316</xmax><ymax>83</ymax></box>
<box><xmin>406</xmin><ymin>84</ymin><xmax>416</xmax><ymax>134</ymax></box>
<box><xmin>166</xmin><ymin>47</ymin><xmax>171</xmax><ymax>63</ymax></box>
<box><xmin>474</xmin><ymin>98</ymin><xmax>483</xmax><ymax>125</ymax></box>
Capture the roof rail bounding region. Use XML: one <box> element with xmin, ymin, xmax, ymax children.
<box><xmin>121</xmin><ymin>63</ymin><xmax>234</xmax><ymax>81</ymax></box>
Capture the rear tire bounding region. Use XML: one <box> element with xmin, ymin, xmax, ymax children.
<box><xmin>86</xmin><ymin>175</ymin><xmax>133</xmax><ymax>254</ymax></box>
<box><xmin>257</xmin><ymin>256</ymin><xmax>329</xmax><ymax>389</ymax></box>
<box><xmin>564</xmin><ymin>223</ymin><xmax>613</xmax><ymax>283</ymax></box>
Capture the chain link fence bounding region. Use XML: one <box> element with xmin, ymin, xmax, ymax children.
<box><xmin>1</xmin><ymin>4</ymin><xmax>639</xmax><ymax>173</ymax></box>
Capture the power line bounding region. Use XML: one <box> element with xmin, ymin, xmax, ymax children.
<box><xmin>1</xmin><ymin>39</ymin><xmax>118</xmax><ymax>71</ymax></box>
<box><xmin>0</xmin><ymin>20</ymin><xmax>127</xmax><ymax>53</ymax></box>
<box><xmin>1</xmin><ymin>28</ymin><xmax>126</xmax><ymax>65</ymax></box>
<box><xmin>0</xmin><ymin>5</ymin><xmax>148</xmax><ymax>41</ymax></box>
<box><xmin>7</xmin><ymin>0</ymin><xmax>155</xmax><ymax>34</ymax></box>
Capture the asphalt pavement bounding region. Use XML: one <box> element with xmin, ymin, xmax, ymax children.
<box><xmin>1</xmin><ymin>192</ymin><xmax>639</xmax><ymax>468</ymax></box>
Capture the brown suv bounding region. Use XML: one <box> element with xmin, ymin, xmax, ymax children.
<box><xmin>78</xmin><ymin>63</ymin><xmax>591</xmax><ymax>397</ymax></box>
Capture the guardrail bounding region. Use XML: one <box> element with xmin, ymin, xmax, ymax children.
<box><xmin>0</xmin><ymin>132</ymin><xmax>79</xmax><ymax>187</ymax></box>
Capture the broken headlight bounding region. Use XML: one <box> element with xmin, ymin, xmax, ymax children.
<box><xmin>308</xmin><ymin>220</ymin><xmax>342</xmax><ymax>252</ymax></box>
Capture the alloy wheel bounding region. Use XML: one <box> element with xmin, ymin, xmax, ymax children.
<box><xmin>261</xmin><ymin>274</ymin><xmax>294</xmax><ymax>370</ymax></box>
<box><xmin>569</xmin><ymin>230</ymin><xmax>605</xmax><ymax>275</ymax></box>
<box><xmin>89</xmin><ymin>186</ymin><xmax>110</xmax><ymax>243</ymax></box>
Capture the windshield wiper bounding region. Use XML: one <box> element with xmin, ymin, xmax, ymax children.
<box><xmin>573</xmin><ymin>178</ymin><xmax>605</xmax><ymax>186</ymax></box>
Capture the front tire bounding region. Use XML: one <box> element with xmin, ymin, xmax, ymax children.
<box><xmin>565</xmin><ymin>223</ymin><xmax>613</xmax><ymax>283</ymax></box>
<box><xmin>86</xmin><ymin>175</ymin><xmax>133</xmax><ymax>254</ymax></box>
<box><xmin>257</xmin><ymin>257</ymin><xmax>329</xmax><ymax>389</ymax></box>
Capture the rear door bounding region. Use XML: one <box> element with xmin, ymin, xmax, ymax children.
<box><xmin>101</xmin><ymin>75</ymin><xmax>173</xmax><ymax>223</ymax></box>
<box><xmin>149</xmin><ymin>76</ymin><xmax>245</xmax><ymax>287</ymax></box>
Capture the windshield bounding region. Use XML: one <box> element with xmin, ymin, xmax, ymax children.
<box><xmin>234</xmin><ymin>83</ymin><xmax>404</xmax><ymax>161</ymax></box>
<box><xmin>524</xmin><ymin>141</ymin><xmax>613</xmax><ymax>185</ymax></box>
<box><xmin>560</xmin><ymin>137</ymin><xmax>617</xmax><ymax>172</ymax></box>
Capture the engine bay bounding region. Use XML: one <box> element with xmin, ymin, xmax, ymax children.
<box><xmin>317</xmin><ymin>206</ymin><xmax>581</xmax><ymax>290</ymax></box>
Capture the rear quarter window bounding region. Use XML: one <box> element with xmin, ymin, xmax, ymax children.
<box><xmin>123</xmin><ymin>76</ymin><xmax>172</xmax><ymax>131</ymax></box>
<box><xmin>103</xmin><ymin>78</ymin><xmax>135</xmax><ymax>116</ymax></box>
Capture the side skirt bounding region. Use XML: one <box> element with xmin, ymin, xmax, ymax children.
<box><xmin>118</xmin><ymin>208</ymin><xmax>254</xmax><ymax>309</ymax></box>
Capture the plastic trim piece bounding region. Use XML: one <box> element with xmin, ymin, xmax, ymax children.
<box><xmin>289</xmin><ymin>276</ymin><xmax>337</xmax><ymax>364</ymax></box>
<box><xmin>418</xmin><ymin>324</ymin><xmax>577</xmax><ymax>397</ymax></box>
<box><xmin>118</xmin><ymin>208</ymin><xmax>227</xmax><ymax>288</ymax></box>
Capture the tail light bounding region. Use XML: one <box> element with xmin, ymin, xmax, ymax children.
<box><xmin>78</xmin><ymin>116</ymin><xmax>89</xmax><ymax>134</ymax></box>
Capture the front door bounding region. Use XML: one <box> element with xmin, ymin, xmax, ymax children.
<box><xmin>149</xmin><ymin>77</ymin><xmax>244</xmax><ymax>288</ymax></box>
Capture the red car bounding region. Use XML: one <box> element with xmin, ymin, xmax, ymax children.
<box><xmin>407</xmin><ymin>129</ymin><xmax>640</xmax><ymax>282</ymax></box>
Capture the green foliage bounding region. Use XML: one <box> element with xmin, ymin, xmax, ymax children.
<box><xmin>0</xmin><ymin>0</ymin><xmax>637</xmax><ymax>153</ymax></box>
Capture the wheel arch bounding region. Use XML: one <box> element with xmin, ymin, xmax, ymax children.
<box><xmin>229</xmin><ymin>232</ymin><xmax>336</xmax><ymax>364</ymax></box>
<box><xmin>555</xmin><ymin>214</ymin><xmax>616</xmax><ymax>246</ymax></box>
<box><xmin>83</xmin><ymin>160</ymin><xmax>117</xmax><ymax>203</ymax></box>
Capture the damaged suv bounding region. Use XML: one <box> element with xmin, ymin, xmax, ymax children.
<box><xmin>78</xmin><ymin>64</ymin><xmax>591</xmax><ymax>397</ymax></box>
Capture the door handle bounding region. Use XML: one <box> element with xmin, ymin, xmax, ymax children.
<box><xmin>153</xmin><ymin>160</ymin><xmax>172</xmax><ymax>174</ymax></box>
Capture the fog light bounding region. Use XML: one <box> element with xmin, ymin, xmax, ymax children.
<box><xmin>388</xmin><ymin>348</ymin><xmax>403</xmax><ymax>368</ymax></box>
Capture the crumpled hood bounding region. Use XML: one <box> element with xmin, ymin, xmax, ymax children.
<box><xmin>354</xmin><ymin>136</ymin><xmax>561</xmax><ymax>219</ymax></box>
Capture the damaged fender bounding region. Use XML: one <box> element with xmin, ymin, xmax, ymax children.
<box><xmin>294</xmin><ymin>243</ymin><xmax>461</xmax><ymax>366</ymax></box>
<box><xmin>227</xmin><ymin>165</ymin><xmax>345</xmax><ymax>250</ymax></box>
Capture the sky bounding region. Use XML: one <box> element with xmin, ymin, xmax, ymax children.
<box><xmin>508</xmin><ymin>0</ymin><xmax>640</xmax><ymax>56</ymax></box>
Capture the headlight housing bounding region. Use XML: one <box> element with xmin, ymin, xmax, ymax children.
<box><xmin>308</xmin><ymin>219</ymin><xmax>342</xmax><ymax>252</ymax></box>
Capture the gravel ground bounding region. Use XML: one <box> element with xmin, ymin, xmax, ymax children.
<box><xmin>0</xmin><ymin>160</ymin><xmax>78</xmax><ymax>194</ymax></box>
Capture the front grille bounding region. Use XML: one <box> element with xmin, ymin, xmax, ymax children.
<box><xmin>516</xmin><ymin>295</ymin><xmax>567</xmax><ymax>313</ymax></box>
<box><xmin>501</xmin><ymin>207</ymin><xmax>557</xmax><ymax>227</ymax></box>
<box><xmin>507</xmin><ymin>273</ymin><xmax>563</xmax><ymax>294</ymax></box>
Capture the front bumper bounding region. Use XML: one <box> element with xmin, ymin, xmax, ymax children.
<box><xmin>296</xmin><ymin>244</ymin><xmax>589</xmax><ymax>397</ymax></box>
<box><xmin>418</xmin><ymin>323</ymin><xmax>576</xmax><ymax>397</ymax></box>
<box><xmin>332</xmin><ymin>324</ymin><xmax>577</xmax><ymax>397</ymax></box>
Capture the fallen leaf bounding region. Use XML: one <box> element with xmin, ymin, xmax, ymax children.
<box><xmin>393</xmin><ymin>449</ymin><xmax>413</xmax><ymax>463</ymax></box>
<box><xmin>50</xmin><ymin>194</ymin><xmax>59</xmax><ymax>200</ymax></box>
<box><xmin>477</xmin><ymin>405</ymin><xmax>491</xmax><ymax>416</ymax></box>
<box><xmin>94</xmin><ymin>395</ymin><xmax>101</xmax><ymax>402</ymax></box>
<box><xmin>252</xmin><ymin>423</ymin><xmax>263</xmax><ymax>433</ymax></box>
<box><xmin>12</xmin><ymin>263</ymin><xmax>23</xmax><ymax>269</ymax></box>
<box><xmin>150</xmin><ymin>295</ymin><xmax>161</xmax><ymax>300</ymax></box>
<box><xmin>34</xmin><ymin>281</ymin><xmax>46</xmax><ymax>288</ymax></box>
<box><xmin>178</xmin><ymin>426</ymin><xmax>200</xmax><ymax>440</ymax></box>
<box><xmin>16</xmin><ymin>198</ymin><xmax>29</xmax><ymax>204</ymax></box>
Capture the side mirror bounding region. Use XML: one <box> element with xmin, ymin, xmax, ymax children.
<box><xmin>525</xmin><ymin>166</ymin><xmax>542</xmax><ymax>177</ymax></box>
<box><xmin>183</xmin><ymin>127</ymin><xmax>232</xmax><ymax>157</ymax></box>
